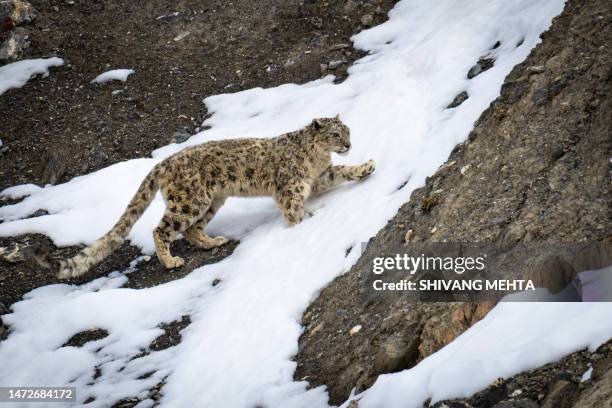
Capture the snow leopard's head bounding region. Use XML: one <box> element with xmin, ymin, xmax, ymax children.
<box><xmin>310</xmin><ymin>115</ymin><xmax>351</xmax><ymax>155</ymax></box>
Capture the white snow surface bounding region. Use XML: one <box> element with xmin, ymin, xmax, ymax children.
<box><xmin>581</xmin><ymin>366</ymin><xmax>593</xmax><ymax>382</ymax></box>
<box><xmin>0</xmin><ymin>57</ymin><xmax>64</xmax><ymax>95</ymax></box>
<box><xmin>2</xmin><ymin>1</ymin><xmax>610</xmax><ymax>408</ymax></box>
<box><xmin>91</xmin><ymin>69</ymin><xmax>135</xmax><ymax>84</ymax></box>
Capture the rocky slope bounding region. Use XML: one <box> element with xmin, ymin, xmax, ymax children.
<box><xmin>0</xmin><ymin>0</ymin><xmax>394</xmax><ymax>191</ymax></box>
<box><xmin>294</xmin><ymin>0</ymin><xmax>611</xmax><ymax>405</ymax></box>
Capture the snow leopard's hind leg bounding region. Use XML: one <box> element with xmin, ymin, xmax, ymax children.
<box><xmin>184</xmin><ymin>198</ymin><xmax>229</xmax><ymax>249</ymax></box>
<box><xmin>154</xmin><ymin>189</ymin><xmax>212</xmax><ymax>269</ymax></box>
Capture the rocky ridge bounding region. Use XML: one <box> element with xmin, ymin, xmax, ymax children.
<box><xmin>294</xmin><ymin>0</ymin><xmax>612</xmax><ymax>405</ymax></box>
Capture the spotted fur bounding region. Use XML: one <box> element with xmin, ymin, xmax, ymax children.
<box><xmin>58</xmin><ymin>115</ymin><xmax>375</xmax><ymax>279</ymax></box>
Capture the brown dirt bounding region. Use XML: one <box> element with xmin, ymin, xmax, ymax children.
<box><xmin>0</xmin><ymin>0</ymin><xmax>393</xmax><ymax>190</ymax></box>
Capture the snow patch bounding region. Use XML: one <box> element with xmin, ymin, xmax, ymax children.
<box><xmin>0</xmin><ymin>183</ymin><xmax>43</xmax><ymax>200</ymax></box>
<box><xmin>91</xmin><ymin>69</ymin><xmax>135</xmax><ymax>84</ymax></box>
<box><xmin>580</xmin><ymin>366</ymin><xmax>592</xmax><ymax>382</ymax></box>
<box><xmin>0</xmin><ymin>57</ymin><xmax>64</xmax><ymax>95</ymax></box>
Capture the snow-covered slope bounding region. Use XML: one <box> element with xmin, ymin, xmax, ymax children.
<box><xmin>2</xmin><ymin>1</ymin><xmax>608</xmax><ymax>408</ymax></box>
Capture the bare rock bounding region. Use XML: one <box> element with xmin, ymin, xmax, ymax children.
<box><xmin>0</xmin><ymin>242</ymin><xmax>27</xmax><ymax>263</ymax></box>
<box><xmin>360</xmin><ymin>14</ymin><xmax>373</xmax><ymax>27</ymax></box>
<box><xmin>42</xmin><ymin>150</ymin><xmax>68</xmax><ymax>185</ymax></box>
<box><xmin>467</xmin><ymin>57</ymin><xmax>495</xmax><ymax>79</ymax></box>
<box><xmin>173</xmin><ymin>31</ymin><xmax>190</xmax><ymax>42</ymax></box>
<box><xmin>446</xmin><ymin>91</ymin><xmax>469</xmax><ymax>109</ymax></box>
<box><xmin>574</xmin><ymin>346</ymin><xmax>612</xmax><ymax>407</ymax></box>
<box><xmin>419</xmin><ymin>303</ymin><xmax>493</xmax><ymax>358</ymax></box>
<box><xmin>172</xmin><ymin>129</ymin><xmax>191</xmax><ymax>144</ymax></box>
<box><xmin>492</xmin><ymin>400</ymin><xmax>539</xmax><ymax>408</ymax></box>
<box><xmin>373</xmin><ymin>331</ymin><xmax>420</xmax><ymax>375</ymax></box>
<box><xmin>0</xmin><ymin>26</ymin><xmax>30</xmax><ymax>61</ymax></box>
<box><xmin>343</xmin><ymin>0</ymin><xmax>357</xmax><ymax>14</ymax></box>
<box><xmin>532</xmin><ymin>86</ymin><xmax>550</xmax><ymax>106</ymax></box>
<box><xmin>0</xmin><ymin>0</ymin><xmax>37</xmax><ymax>27</ymax></box>
<box><xmin>541</xmin><ymin>380</ymin><xmax>579</xmax><ymax>408</ymax></box>
<box><xmin>523</xmin><ymin>255</ymin><xmax>577</xmax><ymax>295</ymax></box>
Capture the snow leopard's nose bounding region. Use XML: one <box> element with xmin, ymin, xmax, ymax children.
<box><xmin>338</xmin><ymin>143</ymin><xmax>351</xmax><ymax>155</ymax></box>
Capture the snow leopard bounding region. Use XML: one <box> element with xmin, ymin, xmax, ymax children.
<box><xmin>58</xmin><ymin>115</ymin><xmax>375</xmax><ymax>279</ymax></box>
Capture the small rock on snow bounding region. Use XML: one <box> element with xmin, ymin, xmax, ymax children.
<box><xmin>467</xmin><ymin>57</ymin><xmax>495</xmax><ymax>79</ymax></box>
<box><xmin>446</xmin><ymin>91</ymin><xmax>469</xmax><ymax>109</ymax></box>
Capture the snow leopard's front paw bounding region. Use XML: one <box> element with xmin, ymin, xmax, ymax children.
<box><xmin>356</xmin><ymin>159</ymin><xmax>376</xmax><ymax>179</ymax></box>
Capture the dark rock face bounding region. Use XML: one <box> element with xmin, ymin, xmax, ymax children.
<box><xmin>295</xmin><ymin>0</ymin><xmax>611</xmax><ymax>405</ymax></box>
<box><xmin>446</xmin><ymin>91</ymin><xmax>469</xmax><ymax>109</ymax></box>
<box><xmin>467</xmin><ymin>57</ymin><xmax>495</xmax><ymax>79</ymax></box>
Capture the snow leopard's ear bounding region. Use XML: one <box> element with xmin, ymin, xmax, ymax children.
<box><xmin>311</xmin><ymin>118</ymin><xmax>324</xmax><ymax>130</ymax></box>
<box><xmin>334</xmin><ymin>114</ymin><xmax>340</xmax><ymax>121</ymax></box>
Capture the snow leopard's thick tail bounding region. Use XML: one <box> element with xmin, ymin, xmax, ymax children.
<box><xmin>57</xmin><ymin>169</ymin><xmax>159</xmax><ymax>279</ymax></box>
